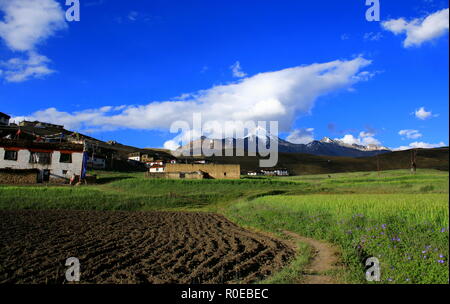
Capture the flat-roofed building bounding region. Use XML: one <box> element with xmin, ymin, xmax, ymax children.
<box><xmin>0</xmin><ymin>139</ymin><xmax>84</xmax><ymax>184</ymax></box>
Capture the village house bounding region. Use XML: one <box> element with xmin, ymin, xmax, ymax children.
<box><xmin>260</xmin><ymin>168</ymin><xmax>289</xmax><ymax>176</ymax></box>
<box><xmin>0</xmin><ymin>112</ymin><xmax>10</xmax><ymax>126</ymax></box>
<box><xmin>141</xmin><ymin>154</ymin><xmax>154</xmax><ymax>163</ymax></box>
<box><xmin>149</xmin><ymin>159</ymin><xmax>164</xmax><ymax>166</ymax></box>
<box><xmin>128</xmin><ymin>152</ymin><xmax>142</xmax><ymax>162</ymax></box>
<box><xmin>128</xmin><ymin>152</ymin><xmax>162</xmax><ymax>166</ymax></box>
<box><xmin>149</xmin><ymin>164</ymin><xmax>165</xmax><ymax>173</ymax></box>
<box><xmin>247</xmin><ymin>171</ymin><xmax>262</xmax><ymax>176</ymax></box>
<box><xmin>0</xmin><ymin>139</ymin><xmax>85</xmax><ymax>184</ymax></box>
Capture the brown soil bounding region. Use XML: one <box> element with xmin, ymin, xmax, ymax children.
<box><xmin>0</xmin><ymin>210</ymin><xmax>294</xmax><ymax>284</ymax></box>
<box><xmin>282</xmin><ymin>230</ymin><xmax>341</xmax><ymax>284</ymax></box>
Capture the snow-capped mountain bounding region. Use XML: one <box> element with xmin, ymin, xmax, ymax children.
<box><xmin>174</xmin><ymin>129</ymin><xmax>391</xmax><ymax>157</ymax></box>
<box><xmin>319</xmin><ymin>137</ymin><xmax>390</xmax><ymax>152</ymax></box>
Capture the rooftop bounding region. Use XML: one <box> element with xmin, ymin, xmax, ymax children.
<box><xmin>0</xmin><ymin>139</ymin><xmax>84</xmax><ymax>152</ymax></box>
<box><xmin>150</xmin><ymin>164</ymin><xmax>165</xmax><ymax>168</ymax></box>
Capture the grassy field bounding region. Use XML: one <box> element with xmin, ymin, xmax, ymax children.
<box><xmin>226</xmin><ymin>193</ymin><xmax>448</xmax><ymax>283</ymax></box>
<box><xmin>0</xmin><ymin>168</ymin><xmax>448</xmax><ymax>284</ymax></box>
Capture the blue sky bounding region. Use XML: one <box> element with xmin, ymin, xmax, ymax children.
<box><xmin>0</xmin><ymin>0</ymin><xmax>448</xmax><ymax>150</ymax></box>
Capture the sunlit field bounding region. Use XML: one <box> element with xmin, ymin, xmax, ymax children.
<box><xmin>1</xmin><ymin>168</ymin><xmax>448</xmax><ymax>283</ymax></box>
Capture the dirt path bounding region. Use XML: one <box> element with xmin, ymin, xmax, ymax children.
<box><xmin>282</xmin><ymin>230</ymin><xmax>341</xmax><ymax>284</ymax></box>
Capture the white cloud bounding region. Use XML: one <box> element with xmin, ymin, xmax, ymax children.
<box><xmin>359</xmin><ymin>131</ymin><xmax>375</xmax><ymax>138</ymax></box>
<box><xmin>163</xmin><ymin>140</ymin><xmax>181</xmax><ymax>151</ymax></box>
<box><xmin>13</xmin><ymin>57</ymin><xmax>373</xmax><ymax>145</ymax></box>
<box><xmin>382</xmin><ymin>8</ymin><xmax>449</xmax><ymax>47</ymax></box>
<box><xmin>336</xmin><ymin>131</ymin><xmax>381</xmax><ymax>146</ymax></box>
<box><xmin>0</xmin><ymin>51</ymin><xmax>54</xmax><ymax>82</ymax></box>
<box><xmin>0</xmin><ymin>0</ymin><xmax>67</xmax><ymax>82</ymax></box>
<box><xmin>414</xmin><ymin>106</ymin><xmax>435</xmax><ymax>120</ymax></box>
<box><xmin>338</xmin><ymin>134</ymin><xmax>360</xmax><ymax>145</ymax></box>
<box><xmin>363</xmin><ymin>32</ymin><xmax>383</xmax><ymax>41</ymax></box>
<box><xmin>361</xmin><ymin>136</ymin><xmax>381</xmax><ymax>146</ymax></box>
<box><xmin>200</xmin><ymin>65</ymin><xmax>209</xmax><ymax>73</ymax></box>
<box><xmin>340</xmin><ymin>33</ymin><xmax>350</xmax><ymax>40</ymax></box>
<box><xmin>128</xmin><ymin>11</ymin><xmax>138</xmax><ymax>21</ymax></box>
<box><xmin>230</xmin><ymin>61</ymin><xmax>247</xmax><ymax>78</ymax></box>
<box><xmin>394</xmin><ymin>141</ymin><xmax>446</xmax><ymax>151</ymax></box>
<box><xmin>399</xmin><ymin>129</ymin><xmax>422</xmax><ymax>139</ymax></box>
<box><xmin>286</xmin><ymin>128</ymin><xmax>314</xmax><ymax>144</ymax></box>
<box><xmin>0</xmin><ymin>0</ymin><xmax>67</xmax><ymax>51</ymax></box>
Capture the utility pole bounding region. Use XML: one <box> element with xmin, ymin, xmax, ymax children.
<box><xmin>410</xmin><ymin>149</ymin><xmax>417</xmax><ymax>174</ymax></box>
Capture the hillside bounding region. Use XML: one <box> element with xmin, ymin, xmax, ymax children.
<box><xmin>179</xmin><ymin>147</ymin><xmax>449</xmax><ymax>175</ymax></box>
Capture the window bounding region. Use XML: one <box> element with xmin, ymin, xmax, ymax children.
<box><xmin>59</xmin><ymin>153</ymin><xmax>72</xmax><ymax>163</ymax></box>
<box><xmin>4</xmin><ymin>150</ymin><xmax>18</xmax><ymax>161</ymax></box>
<box><xmin>29</xmin><ymin>152</ymin><xmax>52</xmax><ymax>164</ymax></box>
<box><xmin>62</xmin><ymin>170</ymin><xmax>68</xmax><ymax>175</ymax></box>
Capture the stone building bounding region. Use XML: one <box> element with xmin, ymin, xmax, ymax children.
<box><xmin>165</xmin><ymin>163</ymin><xmax>240</xmax><ymax>179</ymax></box>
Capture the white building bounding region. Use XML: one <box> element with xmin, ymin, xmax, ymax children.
<box><xmin>128</xmin><ymin>152</ymin><xmax>142</xmax><ymax>162</ymax></box>
<box><xmin>247</xmin><ymin>171</ymin><xmax>259</xmax><ymax>176</ymax></box>
<box><xmin>0</xmin><ymin>139</ymin><xmax>84</xmax><ymax>183</ymax></box>
<box><xmin>149</xmin><ymin>160</ymin><xmax>164</xmax><ymax>167</ymax></box>
<box><xmin>0</xmin><ymin>112</ymin><xmax>10</xmax><ymax>126</ymax></box>
<box><xmin>149</xmin><ymin>164</ymin><xmax>165</xmax><ymax>173</ymax></box>
<box><xmin>260</xmin><ymin>168</ymin><xmax>289</xmax><ymax>176</ymax></box>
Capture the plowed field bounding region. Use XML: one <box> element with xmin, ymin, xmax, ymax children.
<box><xmin>0</xmin><ymin>210</ymin><xmax>294</xmax><ymax>283</ymax></box>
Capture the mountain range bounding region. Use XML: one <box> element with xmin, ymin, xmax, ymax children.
<box><xmin>174</xmin><ymin>128</ymin><xmax>391</xmax><ymax>158</ymax></box>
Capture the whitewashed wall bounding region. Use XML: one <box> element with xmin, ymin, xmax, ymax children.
<box><xmin>0</xmin><ymin>148</ymin><xmax>84</xmax><ymax>181</ymax></box>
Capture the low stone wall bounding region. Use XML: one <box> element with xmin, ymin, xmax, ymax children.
<box><xmin>0</xmin><ymin>170</ymin><xmax>38</xmax><ymax>184</ymax></box>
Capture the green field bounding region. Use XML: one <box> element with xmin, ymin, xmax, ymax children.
<box><xmin>0</xmin><ymin>168</ymin><xmax>448</xmax><ymax>284</ymax></box>
<box><xmin>227</xmin><ymin>193</ymin><xmax>448</xmax><ymax>283</ymax></box>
